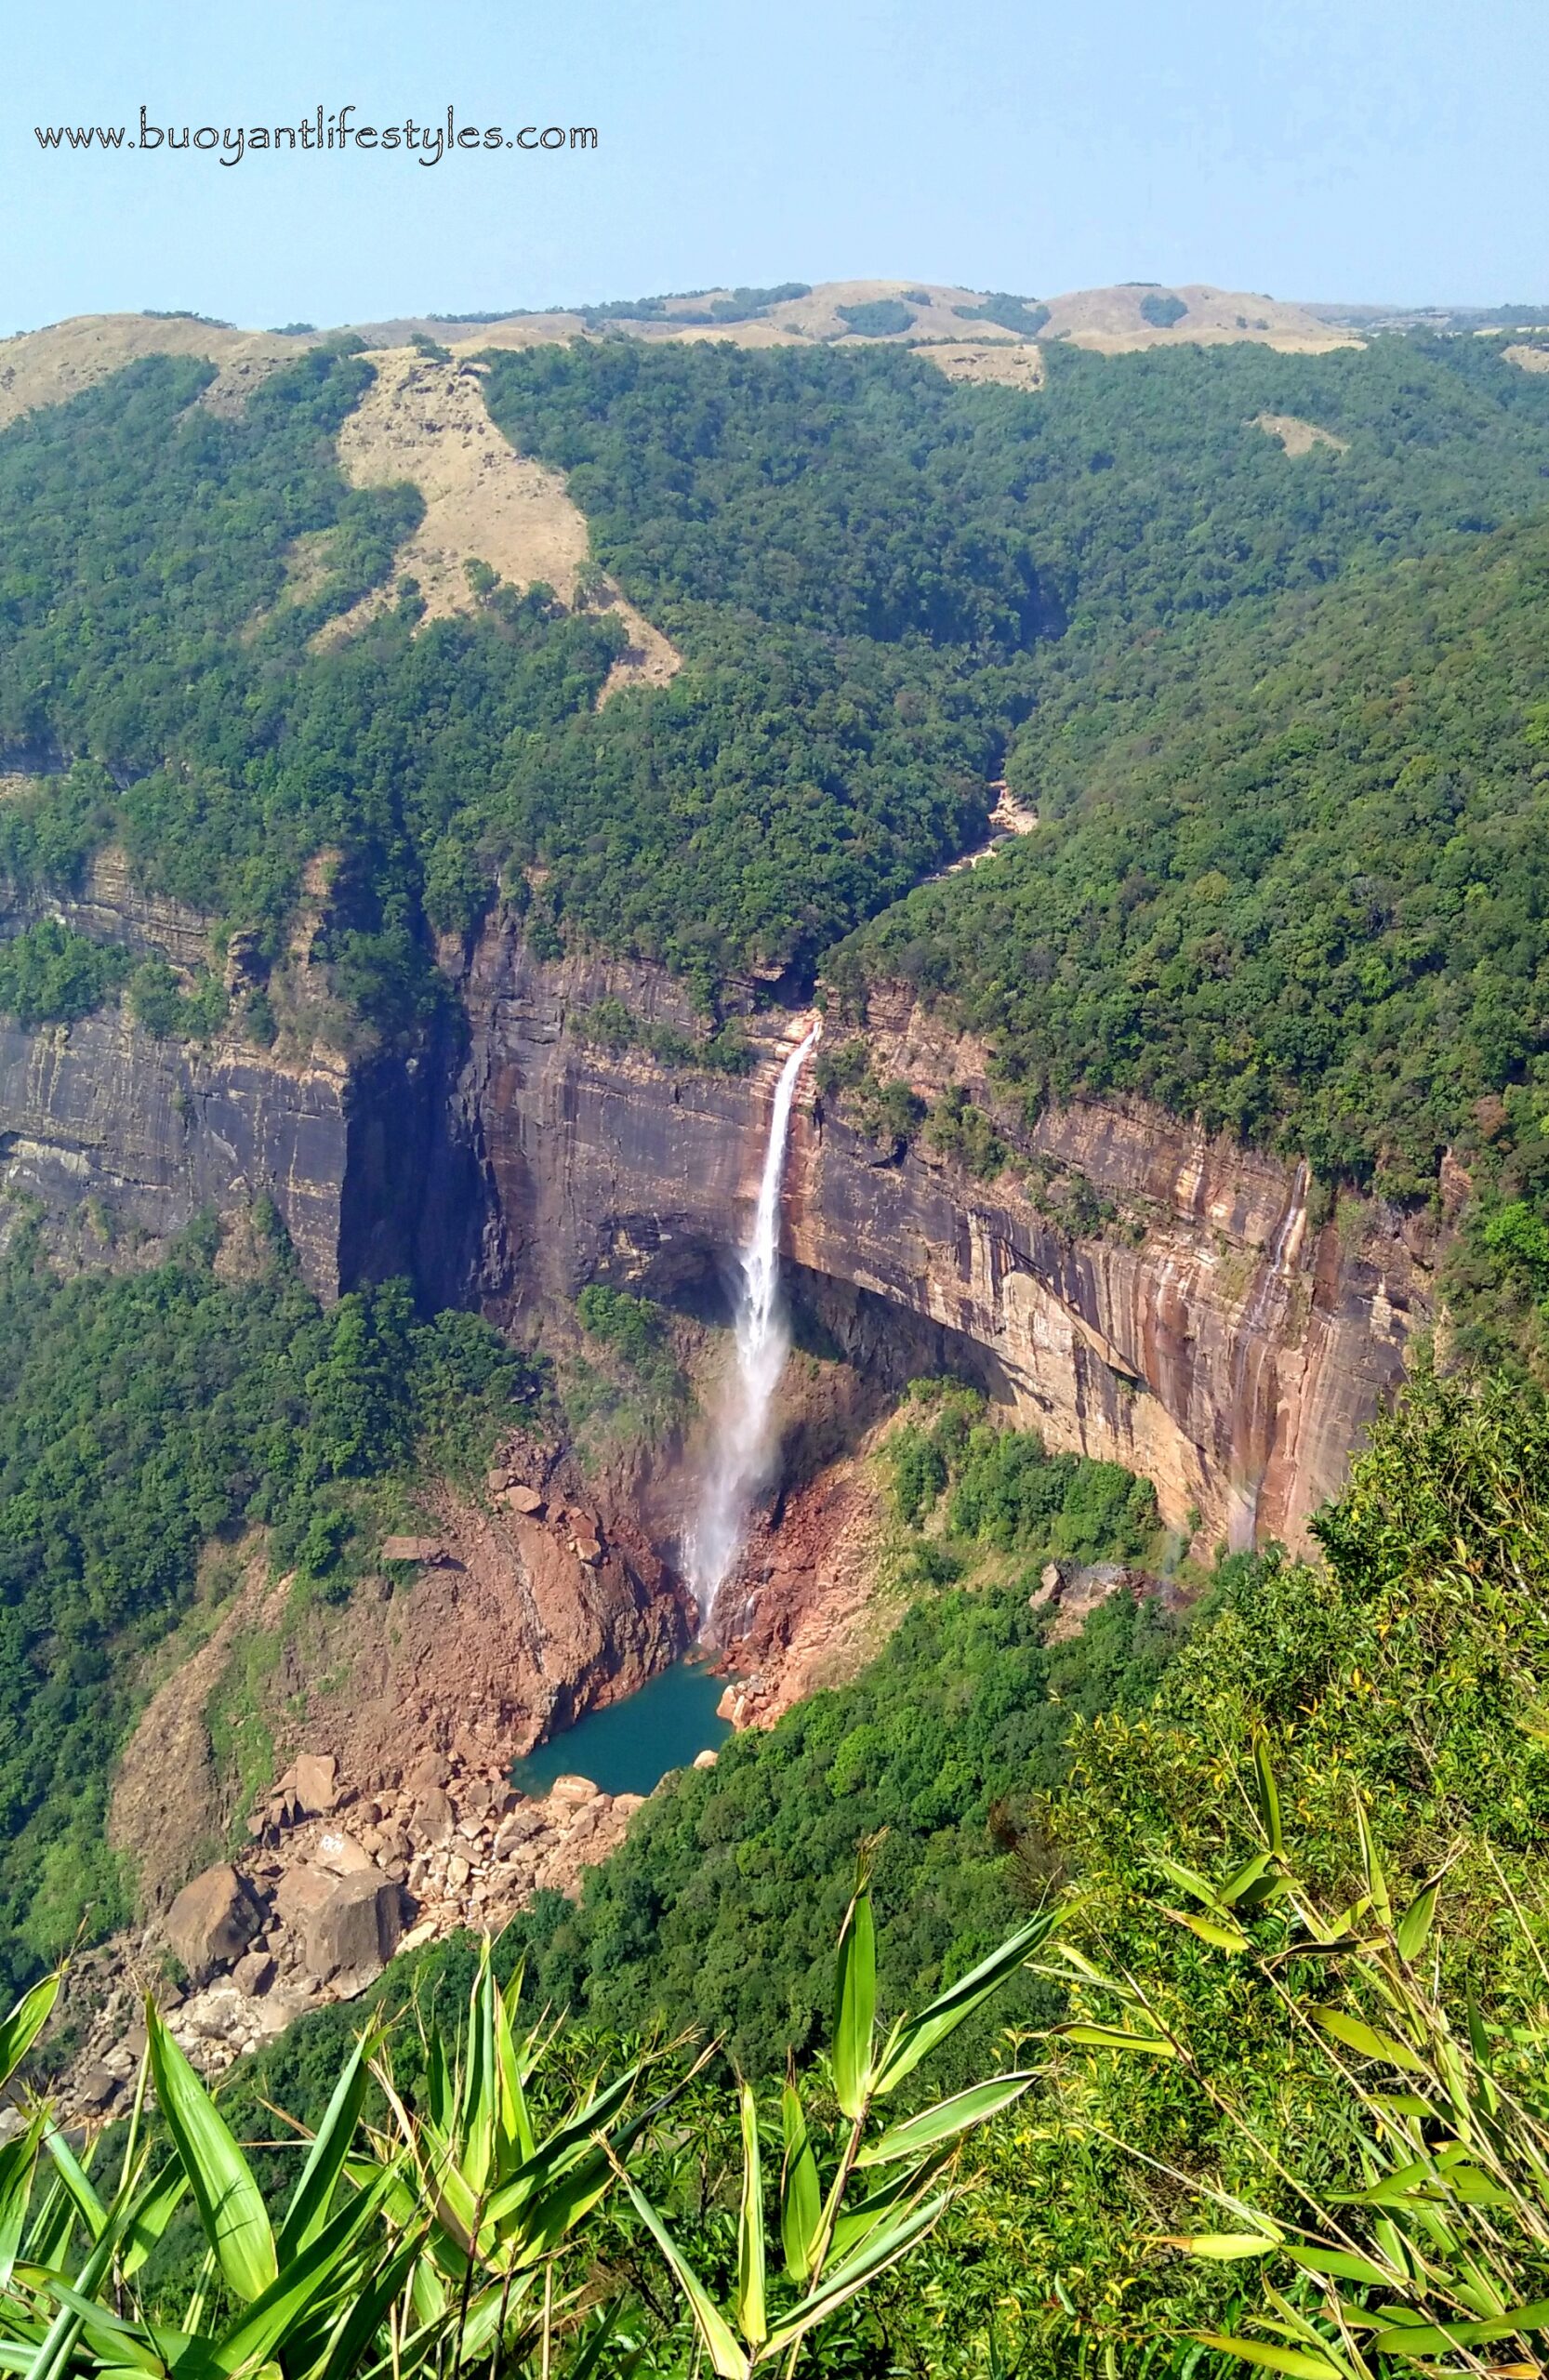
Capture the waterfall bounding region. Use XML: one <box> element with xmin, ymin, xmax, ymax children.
<box><xmin>690</xmin><ymin>1022</ymin><xmax>820</xmax><ymax>1642</ymax></box>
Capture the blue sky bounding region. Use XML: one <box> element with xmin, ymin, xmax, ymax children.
<box><xmin>4</xmin><ymin>0</ymin><xmax>1544</xmax><ymax>335</ymax></box>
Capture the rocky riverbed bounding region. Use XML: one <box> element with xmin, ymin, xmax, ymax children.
<box><xmin>40</xmin><ymin>1739</ymin><xmax>684</xmax><ymax>2121</ymax></box>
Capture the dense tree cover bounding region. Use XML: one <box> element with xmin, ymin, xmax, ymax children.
<box><xmin>483</xmin><ymin>333</ymin><xmax>1549</xmax><ymax>660</ymax></box>
<box><xmin>504</xmin><ymin>1395</ymin><xmax>1173</xmax><ymax>2068</ymax></box>
<box><xmin>0</xmin><ymin>1218</ymin><xmax>540</xmax><ymax>1991</ymax></box>
<box><xmin>6</xmin><ymin>333</ymin><xmax>1549</xmax><ymax>1019</ymax></box>
<box><xmin>887</xmin><ymin>1378</ymin><xmax>1160</xmax><ymax>1557</ymax></box>
<box><xmin>567</xmin><ymin>1284</ymin><xmax>689</xmax><ymax>1443</ymax></box>
<box><xmin>837</xmin><ymin>509</ymin><xmax>1549</xmax><ymax>1197</ymax></box>
<box><xmin>0</xmin><ymin>919</ymin><xmax>131</xmax><ymax>1025</ymax></box>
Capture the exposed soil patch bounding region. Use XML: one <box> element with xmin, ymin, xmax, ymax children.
<box><xmin>923</xmin><ymin>342</ymin><xmax>1045</xmax><ymax>390</ymax></box>
<box><xmin>326</xmin><ymin>349</ymin><xmax>681</xmax><ymax>698</ymax></box>
<box><xmin>108</xmin><ymin>1540</ymin><xmax>288</xmax><ymax>1912</ymax></box>
<box><xmin>719</xmin><ymin>1447</ymin><xmax>896</xmax><ymax>1728</ymax></box>
<box><xmin>266</xmin><ymin>1481</ymin><xmax>687</xmax><ymax>1797</ymax></box>
<box><xmin>1505</xmin><ymin>344</ymin><xmax>1549</xmax><ymax>374</ymax></box>
<box><xmin>1253</xmin><ymin>411</ymin><xmax>1350</xmax><ymax>456</ymax></box>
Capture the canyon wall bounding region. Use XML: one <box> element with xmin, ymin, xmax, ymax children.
<box><xmin>459</xmin><ymin>922</ymin><xmax>1428</xmax><ymax>1551</ymax></box>
<box><xmin>0</xmin><ymin>873</ymin><xmax>1430</xmax><ymax>1552</ymax></box>
<box><xmin>0</xmin><ymin>851</ymin><xmax>470</xmax><ymax>1298</ymax></box>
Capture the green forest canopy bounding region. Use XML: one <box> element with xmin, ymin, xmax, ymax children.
<box><xmin>6</xmin><ymin>329</ymin><xmax>1549</xmax><ymax>1040</ymax></box>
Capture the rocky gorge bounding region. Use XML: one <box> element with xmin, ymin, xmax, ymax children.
<box><xmin>1</xmin><ymin>862</ymin><xmax>1425</xmax><ymax>1561</ymax></box>
<box><xmin>0</xmin><ymin>827</ymin><xmax>1436</xmax><ymax>2104</ymax></box>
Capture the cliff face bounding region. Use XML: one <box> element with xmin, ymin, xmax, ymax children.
<box><xmin>457</xmin><ymin>922</ymin><xmax>1428</xmax><ymax>1550</ymax></box>
<box><xmin>0</xmin><ymin>852</ymin><xmax>461</xmax><ymax>1299</ymax></box>
<box><xmin>0</xmin><ymin>866</ymin><xmax>1428</xmax><ymax>1551</ymax></box>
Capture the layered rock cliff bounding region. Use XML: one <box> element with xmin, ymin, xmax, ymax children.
<box><xmin>0</xmin><ymin>866</ymin><xmax>1428</xmax><ymax>1553</ymax></box>
<box><xmin>456</xmin><ymin>920</ymin><xmax>1427</xmax><ymax>1551</ymax></box>
<box><xmin>0</xmin><ymin>850</ymin><xmax>468</xmax><ymax>1298</ymax></box>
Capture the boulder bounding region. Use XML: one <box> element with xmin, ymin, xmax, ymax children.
<box><xmin>486</xmin><ymin>1467</ymin><xmax>513</xmax><ymax>1494</ymax></box>
<box><xmin>549</xmin><ymin>1775</ymin><xmax>599</xmax><ymax>1809</ymax></box>
<box><xmin>232</xmin><ymin>1950</ymin><xmax>274</xmax><ymax>1998</ymax></box>
<box><xmin>273</xmin><ymin>1864</ymin><xmax>338</xmax><ymax>1930</ymax></box>
<box><xmin>75</xmin><ymin>2064</ymin><xmax>121</xmax><ymax>2114</ymax></box>
<box><xmin>693</xmin><ymin>1749</ymin><xmax>719</xmax><ymax>1771</ymax></box>
<box><xmin>574</xmin><ymin>1536</ymin><xmax>602</xmax><ymax>1566</ymax></box>
<box><xmin>404</xmin><ymin>1751</ymin><xmax>446</xmax><ymax>1794</ymax></box>
<box><xmin>304</xmin><ymin>1875</ymin><xmax>403</xmax><ymax>1996</ymax></box>
<box><xmin>410</xmin><ymin>1786</ymin><xmax>455</xmax><ymax>1848</ymax></box>
<box><xmin>294</xmin><ymin>1752</ymin><xmax>339</xmax><ymax>1817</ymax></box>
<box><xmin>165</xmin><ymin>1864</ymin><xmax>260</xmax><ymax>1985</ymax></box>
<box><xmin>715</xmin><ymin>1685</ymin><xmax>739</xmax><ymax>1721</ymax></box>
<box><xmin>492</xmin><ymin>1807</ymin><xmax>545</xmax><ymax>1858</ymax></box>
<box><xmin>315</xmin><ymin>1830</ymin><xmax>375</xmax><ymax>1876</ymax></box>
<box><xmin>380</xmin><ymin>1537</ymin><xmax>445</xmax><ymax>1565</ymax></box>
<box><xmin>504</xmin><ymin>1484</ymin><xmax>546</xmax><ymax>1515</ymax></box>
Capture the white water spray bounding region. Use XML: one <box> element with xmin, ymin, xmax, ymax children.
<box><xmin>690</xmin><ymin>1023</ymin><xmax>820</xmax><ymax>1641</ymax></box>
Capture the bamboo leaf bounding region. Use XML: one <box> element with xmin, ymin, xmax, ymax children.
<box><xmin>1284</xmin><ymin>2245</ymin><xmax>1393</xmax><ymax>2288</ymax></box>
<box><xmin>210</xmin><ymin>2171</ymin><xmax>391</xmax><ymax>2376</ymax></box>
<box><xmin>41</xmin><ymin>2124</ymin><xmax>106</xmax><ymax>2242</ymax></box>
<box><xmin>873</xmin><ymin>1909</ymin><xmax>1060</xmax><ymax>2096</ymax></box>
<box><xmin>1160</xmin><ymin>2234</ymin><xmax>1280</xmax><ymax>2261</ymax></box>
<box><xmin>1311</xmin><ymin>2007</ymin><xmax>1423</xmax><ymax>2071</ymax></box>
<box><xmin>276</xmin><ymin>2023</ymin><xmax>375</xmax><ymax>2264</ymax></box>
<box><xmin>1218</xmin><ymin>1851</ymin><xmax>1276</xmax><ymax>1909</ymax></box>
<box><xmin>119</xmin><ymin>2161</ymin><xmax>190</xmax><ymax>2282</ymax></box>
<box><xmin>1148</xmin><ymin>1853</ymin><xmax>1229</xmax><ymax>1912</ymax></box>
<box><xmin>0</xmin><ymin>2113</ymin><xmax>46</xmax><ymax>2290</ymax></box>
<box><xmin>833</xmin><ymin>1866</ymin><xmax>877</xmax><ymax>2121</ymax></box>
<box><xmin>147</xmin><ymin>1999</ymin><xmax>277</xmax><ymax>2304</ymax></box>
<box><xmin>765</xmin><ymin>2194</ymin><xmax>949</xmax><ymax>2360</ymax></box>
<box><xmin>1253</xmin><ymin>1735</ymin><xmax>1283</xmax><ymax>1856</ymax></box>
<box><xmin>1370</xmin><ymin>2299</ymin><xmax>1549</xmax><ymax>2352</ymax></box>
<box><xmin>0</xmin><ymin>1976</ymin><xmax>60</xmax><ymax>2095</ymax></box>
<box><xmin>461</xmin><ymin>1945</ymin><xmax>498</xmax><ymax>2199</ymax></box>
<box><xmin>618</xmin><ymin>2177</ymin><xmax>748</xmax><ymax>2379</ymax></box>
<box><xmin>1193</xmin><ymin>2336</ymin><xmax>1346</xmax><ymax>2378</ymax></box>
<box><xmin>733</xmin><ymin>2082</ymin><xmax>766</xmax><ymax>2348</ymax></box>
<box><xmin>830</xmin><ymin>2151</ymin><xmax>954</xmax><ymax>2262</ymax></box>
<box><xmin>780</xmin><ymin>2083</ymin><xmax>821</xmax><ymax>2287</ymax></box>
<box><xmin>857</xmin><ymin>2072</ymin><xmax>1039</xmax><ymax>2167</ymax></box>
<box><xmin>309</xmin><ymin>2238</ymin><xmax>423</xmax><ymax>2380</ymax></box>
<box><xmin>1395</xmin><ymin>1881</ymin><xmax>1439</xmax><ymax>1964</ymax></box>
<box><xmin>1167</xmin><ymin>1908</ymin><xmax>1251</xmax><ymax>1953</ymax></box>
<box><xmin>1057</xmin><ymin>2023</ymin><xmax>1177</xmax><ymax>2058</ymax></box>
<box><xmin>1354</xmin><ymin>1797</ymin><xmax>1392</xmax><ymax>1926</ymax></box>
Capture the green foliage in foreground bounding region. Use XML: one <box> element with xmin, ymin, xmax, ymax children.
<box><xmin>0</xmin><ymin>1220</ymin><xmax>541</xmax><ymax>1993</ymax></box>
<box><xmin>0</xmin><ymin>1873</ymin><xmax>1054</xmax><ymax>2380</ymax></box>
<box><xmin>963</xmin><ymin>1363</ymin><xmax>1549</xmax><ymax>2360</ymax></box>
<box><xmin>1066</xmin><ymin>1774</ymin><xmax>1549</xmax><ymax>2380</ymax></box>
<box><xmin>510</xmin><ymin>1397</ymin><xmax>1173</xmax><ymax>2069</ymax></box>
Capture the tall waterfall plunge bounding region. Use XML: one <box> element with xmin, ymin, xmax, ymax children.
<box><xmin>689</xmin><ymin>1023</ymin><xmax>820</xmax><ymax>1642</ymax></box>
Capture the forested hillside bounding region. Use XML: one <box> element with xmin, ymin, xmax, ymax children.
<box><xmin>6</xmin><ymin>330</ymin><xmax>1549</xmax><ymax>1020</ymax></box>
<box><xmin>0</xmin><ymin>1213</ymin><xmax>537</xmax><ymax>1992</ymax></box>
